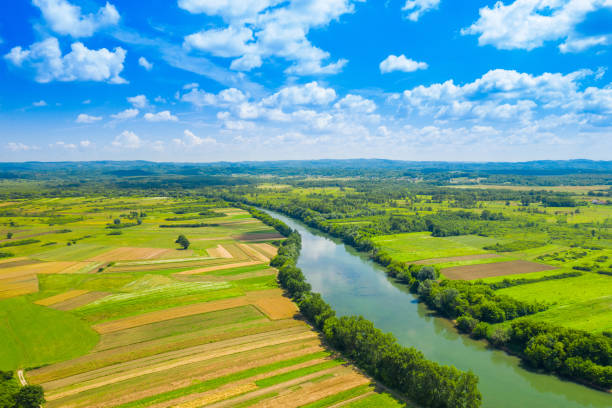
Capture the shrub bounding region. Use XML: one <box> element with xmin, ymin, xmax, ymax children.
<box><xmin>456</xmin><ymin>316</ymin><xmax>478</xmax><ymax>334</ymax></box>
<box><xmin>471</xmin><ymin>322</ymin><xmax>490</xmax><ymax>339</ymax></box>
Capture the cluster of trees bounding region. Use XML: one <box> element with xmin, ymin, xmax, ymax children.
<box><xmin>0</xmin><ymin>239</ymin><xmax>40</xmax><ymax>249</ymax></box>
<box><xmin>159</xmin><ymin>223</ymin><xmax>219</xmax><ymax>228</ymax></box>
<box><xmin>485</xmin><ymin>272</ymin><xmax>582</xmax><ymax>290</ymax></box>
<box><xmin>542</xmin><ymin>195</ymin><xmax>578</xmax><ymax>207</ymax></box>
<box><xmin>509</xmin><ymin>321</ymin><xmax>612</xmax><ymax>388</ymax></box>
<box><xmin>245</xmin><ymin>206</ymin><xmax>483</xmax><ymax>408</ymax></box>
<box><xmin>483</xmin><ymin>240</ymin><xmax>545</xmax><ymax>252</ymax></box>
<box><xmin>0</xmin><ymin>372</ymin><xmax>45</xmax><ymax>408</ymax></box>
<box><xmin>175</xmin><ymin>234</ymin><xmax>190</xmax><ymax>250</ymax></box>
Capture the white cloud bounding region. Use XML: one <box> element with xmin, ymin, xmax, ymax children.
<box><xmin>6</xmin><ymin>142</ymin><xmax>37</xmax><ymax>152</ymax></box>
<box><xmin>138</xmin><ymin>56</ymin><xmax>153</xmax><ymax>70</ymax></box>
<box><xmin>181</xmin><ymin>0</ymin><xmax>362</xmax><ymax>75</ymax></box>
<box><xmin>463</xmin><ymin>0</ymin><xmax>612</xmax><ymax>52</ymax></box>
<box><xmin>112</xmin><ymin>130</ymin><xmax>142</xmax><ymax>149</ymax></box>
<box><xmin>181</xmin><ymin>87</ymin><xmax>248</xmax><ymax>108</ymax></box>
<box><xmin>4</xmin><ymin>37</ymin><xmax>126</xmax><ymax>83</ymax></box>
<box><xmin>111</xmin><ymin>108</ymin><xmax>139</xmax><ymax>120</ymax></box>
<box><xmin>173</xmin><ymin>129</ymin><xmax>216</xmax><ymax>147</ymax></box>
<box><xmin>80</xmin><ymin>140</ymin><xmax>91</xmax><ymax>147</ymax></box>
<box><xmin>33</xmin><ymin>100</ymin><xmax>47</xmax><ymax>107</ymax></box>
<box><xmin>76</xmin><ymin>113</ymin><xmax>102</xmax><ymax>123</ymax></box>
<box><xmin>52</xmin><ymin>141</ymin><xmax>77</xmax><ymax>149</ymax></box>
<box><xmin>262</xmin><ymin>82</ymin><xmax>336</xmax><ymax>107</ymax></box>
<box><xmin>380</xmin><ymin>55</ymin><xmax>428</xmax><ymax>73</ymax></box>
<box><xmin>127</xmin><ymin>95</ymin><xmax>148</xmax><ymax>109</ymax></box>
<box><xmin>83</xmin><ymin>99</ymin><xmax>91</xmax><ymax>104</ymax></box>
<box><xmin>33</xmin><ymin>0</ymin><xmax>120</xmax><ymax>38</ymax></box>
<box><xmin>144</xmin><ymin>110</ymin><xmax>178</xmax><ymax>122</ymax></box>
<box><xmin>403</xmin><ymin>0</ymin><xmax>441</xmax><ymax>22</ymax></box>
<box><xmin>334</xmin><ymin>94</ymin><xmax>376</xmax><ymax>113</ymax></box>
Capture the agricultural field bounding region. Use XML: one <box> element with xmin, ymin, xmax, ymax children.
<box><xmin>243</xmin><ymin>182</ymin><xmax>612</xmax><ymax>336</ymax></box>
<box><xmin>0</xmin><ymin>196</ymin><xmax>403</xmax><ymax>407</ymax></box>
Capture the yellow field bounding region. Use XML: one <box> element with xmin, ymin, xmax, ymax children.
<box><xmin>35</xmin><ymin>290</ymin><xmax>90</xmax><ymax>306</ymax></box>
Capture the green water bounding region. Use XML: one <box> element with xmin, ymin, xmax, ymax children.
<box><xmin>266</xmin><ymin>210</ymin><xmax>612</xmax><ymax>408</ymax></box>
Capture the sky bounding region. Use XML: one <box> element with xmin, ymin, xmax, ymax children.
<box><xmin>0</xmin><ymin>0</ymin><xmax>611</xmax><ymax>162</ymax></box>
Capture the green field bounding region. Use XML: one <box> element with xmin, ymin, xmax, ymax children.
<box><xmin>0</xmin><ymin>196</ymin><xmax>401</xmax><ymax>407</ymax></box>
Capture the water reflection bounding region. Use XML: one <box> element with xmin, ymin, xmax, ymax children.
<box><xmin>266</xmin><ymin>210</ymin><xmax>612</xmax><ymax>408</ymax></box>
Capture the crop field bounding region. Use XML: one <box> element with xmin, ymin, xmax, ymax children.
<box><xmin>442</xmin><ymin>260</ymin><xmax>556</xmax><ymax>280</ymax></box>
<box><xmin>0</xmin><ymin>196</ymin><xmax>400</xmax><ymax>407</ymax></box>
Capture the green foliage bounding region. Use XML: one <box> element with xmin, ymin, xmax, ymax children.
<box><xmin>0</xmin><ymin>239</ymin><xmax>40</xmax><ymax>249</ymax></box>
<box><xmin>483</xmin><ymin>240</ymin><xmax>546</xmax><ymax>252</ymax></box>
<box><xmin>0</xmin><ymin>252</ymin><xmax>13</xmax><ymax>259</ymax></box>
<box><xmin>160</xmin><ymin>223</ymin><xmax>219</xmax><ymax>228</ymax></box>
<box><xmin>14</xmin><ymin>385</ymin><xmax>45</xmax><ymax>408</ymax></box>
<box><xmin>175</xmin><ymin>234</ymin><xmax>190</xmax><ymax>249</ymax></box>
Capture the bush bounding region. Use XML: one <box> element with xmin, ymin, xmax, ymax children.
<box><xmin>489</xmin><ymin>327</ymin><xmax>511</xmax><ymax>346</ymax></box>
<box><xmin>456</xmin><ymin>316</ymin><xmax>478</xmax><ymax>333</ymax></box>
<box><xmin>471</xmin><ymin>322</ymin><xmax>490</xmax><ymax>339</ymax></box>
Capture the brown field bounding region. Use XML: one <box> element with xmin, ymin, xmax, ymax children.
<box><xmin>251</xmin><ymin>243</ymin><xmax>278</xmax><ymax>258</ymax></box>
<box><xmin>238</xmin><ymin>243</ymin><xmax>270</xmax><ymax>262</ymax></box>
<box><xmin>35</xmin><ymin>289</ymin><xmax>90</xmax><ymax>306</ymax></box>
<box><xmin>413</xmin><ymin>253</ymin><xmax>501</xmax><ymax>265</ymax></box>
<box><xmin>0</xmin><ymin>261</ymin><xmax>81</xmax><ymax>276</ymax></box>
<box><xmin>442</xmin><ymin>260</ymin><xmax>556</xmax><ymax>280</ymax></box>
<box><xmin>0</xmin><ymin>258</ymin><xmax>41</xmax><ymax>269</ymax></box>
<box><xmin>253</xmin><ymin>297</ymin><xmax>298</xmax><ymax>320</ymax></box>
<box><xmin>88</xmin><ymin>247</ymin><xmax>192</xmax><ymax>262</ymax></box>
<box><xmin>0</xmin><ymin>274</ymin><xmax>38</xmax><ymax>299</ymax></box>
<box><xmin>51</xmin><ymin>292</ymin><xmax>111</xmax><ymax>311</ymax></box>
<box><xmin>207</xmin><ymin>245</ymin><xmax>233</xmax><ymax>259</ymax></box>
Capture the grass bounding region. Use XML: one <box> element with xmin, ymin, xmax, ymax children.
<box><xmin>300</xmin><ymin>385</ymin><xmax>373</xmax><ymax>408</ymax></box>
<box><xmin>345</xmin><ymin>392</ymin><xmax>407</xmax><ymax>407</ymax></box>
<box><xmin>0</xmin><ymin>297</ymin><xmax>98</xmax><ymax>371</ymax></box>
<box><xmin>373</xmin><ymin>232</ymin><xmax>486</xmax><ymax>262</ymax></box>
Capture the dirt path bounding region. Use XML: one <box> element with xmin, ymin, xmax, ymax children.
<box><xmin>17</xmin><ymin>370</ymin><xmax>27</xmax><ymax>386</ymax></box>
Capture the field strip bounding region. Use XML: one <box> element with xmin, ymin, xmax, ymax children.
<box><xmin>154</xmin><ymin>360</ymin><xmax>340</xmax><ymax>408</ymax></box>
<box><xmin>176</xmin><ymin>261</ymin><xmax>262</xmax><ymax>276</ymax></box>
<box><xmin>35</xmin><ymin>289</ymin><xmax>90</xmax><ymax>306</ymax></box>
<box><xmin>29</xmin><ymin>320</ymin><xmax>305</xmax><ymax>385</ymax></box>
<box><xmin>172</xmin><ymin>383</ymin><xmax>258</xmax><ymax>408</ymax></box>
<box><xmin>86</xmin><ymin>346</ymin><xmax>326</xmax><ymax>408</ymax></box>
<box><xmin>412</xmin><ymin>253</ymin><xmax>501</xmax><ymax>265</ymax></box>
<box><xmin>88</xmin><ymin>247</ymin><xmax>171</xmax><ymax>262</ymax></box>
<box><xmin>250</xmin><ymin>370</ymin><xmax>370</xmax><ymax>408</ymax></box>
<box><xmin>0</xmin><ymin>261</ymin><xmax>78</xmax><ymax>277</ymax></box>
<box><xmin>207</xmin><ymin>245</ymin><xmax>233</xmax><ymax>259</ymax></box>
<box><xmin>237</xmin><ymin>244</ymin><xmax>270</xmax><ymax>262</ymax></box>
<box><xmin>442</xmin><ymin>260</ymin><xmax>556</xmax><ymax>280</ymax></box>
<box><xmin>51</xmin><ymin>291</ymin><xmax>110</xmax><ymax>311</ymax></box>
<box><xmin>114</xmin><ymin>257</ymin><xmax>215</xmax><ymax>266</ymax></box>
<box><xmin>42</xmin><ymin>326</ymin><xmax>312</xmax><ymax>388</ymax></box>
<box><xmin>252</xmin><ymin>297</ymin><xmax>298</xmax><ymax>320</ymax></box>
<box><xmin>45</xmin><ymin>330</ymin><xmax>318</xmax><ymax>400</ymax></box>
<box><xmin>251</xmin><ymin>243</ymin><xmax>278</xmax><ymax>258</ymax></box>
<box><xmin>328</xmin><ymin>391</ymin><xmax>375</xmax><ymax>408</ymax></box>
<box><xmin>92</xmin><ymin>298</ymin><xmax>251</xmax><ymax>333</ymax></box>
<box><xmin>0</xmin><ymin>258</ymin><xmax>39</xmax><ymax>268</ymax></box>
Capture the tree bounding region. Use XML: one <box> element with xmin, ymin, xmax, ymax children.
<box><xmin>14</xmin><ymin>385</ymin><xmax>45</xmax><ymax>408</ymax></box>
<box><xmin>6</xmin><ymin>232</ymin><xmax>12</xmax><ymax>239</ymax></box>
<box><xmin>175</xmin><ymin>234</ymin><xmax>190</xmax><ymax>249</ymax></box>
<box><xmin>113</xmin><ymin>218</ymin><xmax>121</xmax><ymax>225</ymax></box>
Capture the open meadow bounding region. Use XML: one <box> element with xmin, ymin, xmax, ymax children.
<box><xmin>0</xmin><ymin>196</ymin><xmax>404</xmax><ymax>408</ymax></box>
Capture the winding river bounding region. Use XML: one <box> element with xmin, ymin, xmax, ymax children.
<box><xmin>265</xmin><ymin>210</ymin><xmax>611</xmax><ymax>408</ymax></box>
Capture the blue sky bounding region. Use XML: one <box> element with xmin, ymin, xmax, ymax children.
<box><xmin>1</xmin><ymin>0</ymin><xmax>611</xmax><ymax>162</ymax></box>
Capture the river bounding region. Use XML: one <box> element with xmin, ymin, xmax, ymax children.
<box><xmin>265</xmin><ymin>210</ymin><xmax>612</xmax><ymax>408</ymax></box>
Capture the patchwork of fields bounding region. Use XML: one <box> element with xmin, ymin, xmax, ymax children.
<box><xmin>0</xmin><ymin>197</ymin><xmax>403</xmax><ymax>408</ymax></box>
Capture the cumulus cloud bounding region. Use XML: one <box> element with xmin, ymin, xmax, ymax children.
<box><xmin>4</xmin><ymin>37</ymin><xmax>126</xmax><ymax>83</ymax></box>
<box><xmin>127</xmin><ymin>95</ymin><xmax>148</xmax><ymax>109</ymax></box>
<box><xmin>138</xmin><ymin>56</ymin><xmax>153</xmax><ymax>70</ymax></box>
<box><xmin>80</xmin><ymin>140</ymin><xmax>91</xmax><ymax>147</ymax></box>
<box><xmin>76</xmin><ymin>113</ymin><xmax>102</xmax><ymax>123</ymax></box>
<box><xmin>33</xmin><ymin>0</ymin><xmax>120</xmax><ymax>38</ymax></box>
<box><xmin>334</xmin><ymin>94</ymin><xmax>376</xmax><ymax>113</ymax></box>
<box><xmin>400</xmin><ymin>68</ymin><xmax>612</xmax><ymax>125</ymax></box>
<box><xmin>181</xmin><ymin>0</ymin><xmax>362</xmax><ymax>75</ymax></box>
<box><xmin>463</xmin><ymin>0</ymin><xmax>612</xmax><ymax>52</ymax></box>
<box><xmin>33</xmin><ymin>100</ymin><xmax>47</xmax><ymax>107</ymax></box>
<box><xmin>6</xmin><ymin>142</ymin><xmax>37</xmax><ymax>152</ymax></box>
<box><xmin>403</xmin><ymin>0</ymin><xmax>441</xmax><ymax>22</ymax></box>
<box><xmin>380</xmin><ymin>55</ymin><xmax>428</xmax><ymax>73</ymax></box>
<box><xmin>112</xmin><ymin>130</ymin><xmax>142</xmax><ymax>149</ymax></box>
<box><xmin>144</xmin><ymin>110</ymin><xmax>178</xmax><ymax>122</ymax></box>
<box><xmin>173</xmin><ymin>129</ymin><xmax>216</xmax><ymax>147</ymax></box>
<box><xmin>262</xmin><ymin>82</ymin><xmax>337</xmax><ymax>107</ymax></box>
<box><xmin>181</xmin><ymin>87</ymin><xmax>248</xmax><ymax>108</ymax></box>
<box><xmin>111</xmin><ymin>108</ymin><xmax>139</xmax><ymax>120</ymax></box>
<box><xmin>52</xmin><ymin>141</ymin><xmax>77</xmax><ymax>149</ymax></box>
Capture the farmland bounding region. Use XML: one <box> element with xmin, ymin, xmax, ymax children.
<box><xmin>0</xmin><ymin>196</ymin><xmax>403</xmax><ymax>407</ymax></box>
